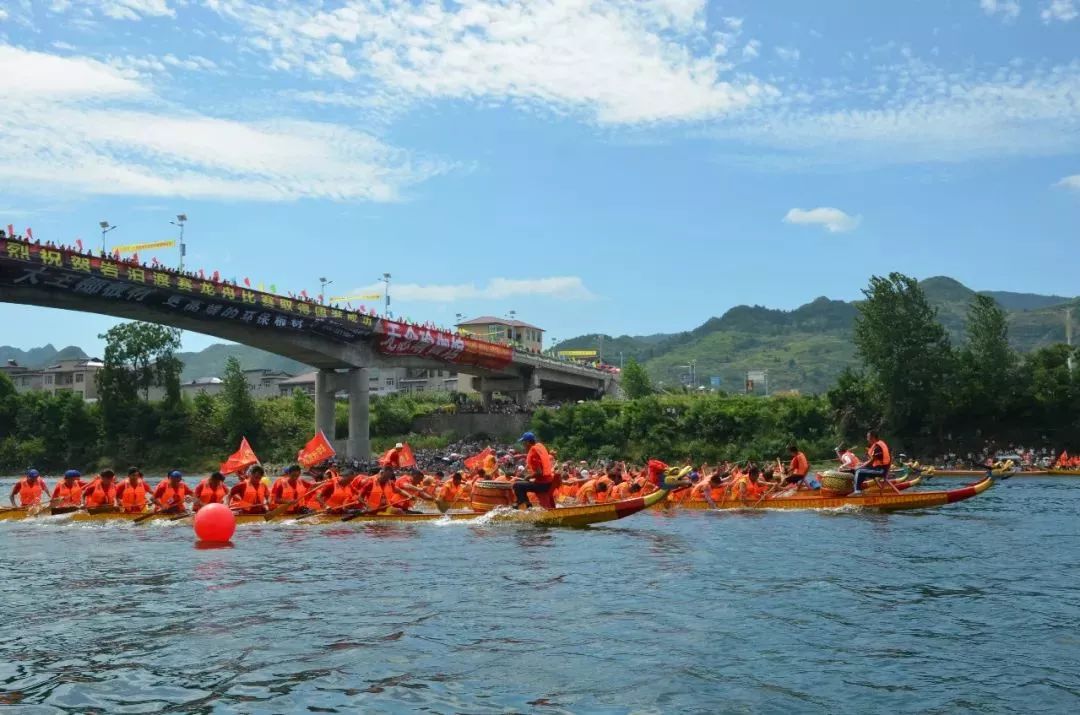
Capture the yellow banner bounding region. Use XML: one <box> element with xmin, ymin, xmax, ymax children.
<box><xmin>558</xmin><ymin>350</ymin><xmax>598</xmax><ymax>358</ymax></box>
<box><xmin>330</xmin><ymin>293</ymin><xmax>382</xmax><ymax>302</ymax></box>
<box><xmin>111</xmin><ymin>240</ymin><xmax>176</xmax><ymax>253</ymax></box>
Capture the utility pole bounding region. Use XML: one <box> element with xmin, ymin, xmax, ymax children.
<box><xmin>318</xmin><ymin>277</ymin><xmax>333</xmax><ymax>305</ymax></box>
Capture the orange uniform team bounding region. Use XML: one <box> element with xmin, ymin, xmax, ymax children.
<box><xmin>6</xmin><ymin>430</ymin><xmax>903</xmax><ymax>515</ymax></box>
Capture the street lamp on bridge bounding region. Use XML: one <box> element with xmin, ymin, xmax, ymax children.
<box><xmin>99</xmin><ymin>220</ymin><xmax>117</xmax><ymax>254</ymax></box>
<box><xmin>380</xmin><ymin>273</ymin><xmax>391</xmax><ymax>317</ymax></box>
<box><xmin>169</xmin><ymin>214</ymin><xmax>187</xmax><ymax>271</ymax></box>
<box><xmin>318</xmin><ymin>276</ymin><xmax>333</xmax><ymax>305</ymax></box>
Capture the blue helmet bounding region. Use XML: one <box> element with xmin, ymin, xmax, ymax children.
<box><xmin>64</xmin><ymin>469</ymin><xmax>81</xmax><ymax>479</ymax></box>
<box><xmin>519</xmin><ymin>432</ymin><xmax>537</xmax><ymax>443</ymax></box>
<box><xmin>27</xmin><ymin>469</ymin><xmax>40</xmax><ymax>478</ymax></box>
<box><xmin>168</xmin><ymin>470</ymin><xmax>183</xmax><ymax>479</ymax></box>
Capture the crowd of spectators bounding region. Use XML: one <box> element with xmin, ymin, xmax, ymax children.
<box><xmin>929</xmin><ymin>446</ymin><xmax>1064</xmax><ymax>469</ymax></box>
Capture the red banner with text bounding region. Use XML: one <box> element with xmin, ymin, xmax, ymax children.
<box><xmin>375</xmin><ymin>319</ymin><xmax>513</xmax><ymax>370</ymax></box>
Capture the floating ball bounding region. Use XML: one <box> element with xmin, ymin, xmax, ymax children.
<box><xmin>193</xmin><ymin>503</ymin><xmax>236</xmax><ymax>542</ymax></box>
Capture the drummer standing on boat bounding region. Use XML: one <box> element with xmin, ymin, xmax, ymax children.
<box><xmin>512</xmin><ymin>432</ymin><xmax>556</xmax><ymax>510</ymax></box>
<box><xmin>10</xmin><ymin>469</ymin><xmax>48</xmax><ymax>506</ymax></box>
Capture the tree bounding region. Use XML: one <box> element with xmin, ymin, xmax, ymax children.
<box><xmin>621</xmin><ymin>358</ymin><xmax>654</xmax><ymax>399</ymax></box>
<box><xmin>220</xmin><ymin>356</ymin><xmax>259</xmax><ymax>447</ymax></box>
<box><xmin>953</xmin><ymin>295</ymin><xmax>1018</xmax><ymax>441</ymax></box>
<box><xmin>853</xmin><ymin>273</ymin><xmax>954</xmax><ymax>450</ymax></box>
<box><xmin>97</xmin><ymin>322</ymin><xmax>182</xmax><ymax>402</ymax></box>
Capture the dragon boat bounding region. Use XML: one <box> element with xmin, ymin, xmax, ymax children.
<box><xmin>667</xmin><ymin>474</ymin><xmax>992</xmax><ymax>511</ymax></box>
<box><xmin>0</xmin><ymin>471</ymin><xmax>692</xmax><ymax>529</ymax></box>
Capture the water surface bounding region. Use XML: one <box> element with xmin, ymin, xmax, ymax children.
<box><xmin>1</xmin><ymin>477</ymin><xmax>1077</xmax><ymax>713</ymax></box>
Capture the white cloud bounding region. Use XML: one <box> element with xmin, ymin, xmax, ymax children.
<box><xmin>351</xmin><ymin>277</ymin><xmax>594</xmax><ymax>303</ymax></box>
<box><xmin>775</xmin><ymin>46</ymin><xmax>801</xmax><ymax>63</ymax></box>
<box><xmin>980</xmin><ymin>0</ymin><xmax>1022</xmax><ymax>20</ymax></box>
<box><xmin>54</xmin><ymin>0</ymin><xmax>175</xmax><ymax>21</ymax></box>
<box><xmin>206</xmin><ymin>0</ymin><xmax>773</xmax><ymax>125</ymax></box>
<box><xmin>742</xmin><ymin>39</ymin><xmax>761</xmax><ymax>61</ymax></box>
<box><xmin>1042</xmin><ymin>0</ymin><xmax>1079</xmax><ymax>21</ymax></box>
<box><xmin>1057</xmin><ymin>175</ymin><xmax>1080</xmax><ymax>191</ymax></box>
<box><xmin>783</xmin><ymin>207</ymin><xmax>861</xmax><ymax>233</ymax></box>
<box><xmin>716</xmin><ymin>56</ymin><xmax>1080</xmax><ymax>166</ymax></box>
<box><xmin>0</xmin><ymin>45</ymin><xmax>447</xmax><ymax>202</ymax></box>
<box><xmin>0</xmin><ymin>9</ymin><xmax>8</xmax><ymax>21</ymax></box>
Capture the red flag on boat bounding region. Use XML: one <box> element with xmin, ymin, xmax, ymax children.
<box><xmin>297</xmin><ymin>430</ymin><xmax>336</xmax><ymax>469</ymax></box>
<box><xmin>464</xmin><ymin>447</ymin><xmax>494</xmax><ymax>471</ymax></box>
<box><xmin>220</xmin><ymin>437</ymin><xmax>260</xmax><ymax>475</ymax></box>
<box><xmin>378</xmin><ymin>443</ymin><xmax>415</xmax><ymax>468</ymax></box>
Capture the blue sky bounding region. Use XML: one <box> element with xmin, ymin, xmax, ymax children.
<box><xmin>1</xmin><ymin>0</ymin><xmax>1078</xmax><ymax>355</ymax></box>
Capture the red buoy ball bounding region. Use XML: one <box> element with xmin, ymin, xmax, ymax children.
<box><xmin>193</xmin><ymin>503</ymin><xmax>236</xmax><ymax>542</ymax></box>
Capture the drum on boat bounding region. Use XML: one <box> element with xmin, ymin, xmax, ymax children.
<box><xmin>470</xmin><ymin>481</ymin><xmax>514</xmax><ymax>512</ymax></box>
<box><xmin>818</xmin><ymin>470</ymin><xmax>854</xmax><ymax>497</ymax></box>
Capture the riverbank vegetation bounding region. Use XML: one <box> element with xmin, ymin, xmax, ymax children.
<box><xmin>2</xmin><ymin>272</ymin><xmax>1076</xmax><ymax>470</ymax></box>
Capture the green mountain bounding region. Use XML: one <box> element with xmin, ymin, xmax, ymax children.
<box><xmin>555</xmin><ymin>277</ymin><xmax>1076</xmax><ymax>395</ymax></box>
<box><xmin>0</xmin><ymin>344</ymin><xmax>90</xmax><ymax>366</ymax></box>
<box><xmin>1</xmin><ymin>341</ymin><xmax>306</xmax><ymax>380</ymax></box>
<box><xmin>175</xmin><ymin>344</ymin><xmax>307</xmax><ymax>380</ymax></box>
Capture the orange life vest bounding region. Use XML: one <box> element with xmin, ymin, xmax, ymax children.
<box><xmin>83</xmin><ymin>478</ymin><xmax>117</xmax><ymax>508</ymax></box>
<box><xmin>118</xmin><ymin>480</ymin><xmax>149</xmax><ymax>512</ymax></box>
<box><xmin>526</xmin><ymin>443</ymin><xmax>555</xmax><ymax>483</ymax></box>
<box><xmin>363</xmin><ymin>480</ymin><xmax>400</xmax><ymax>511</ymax></box>
<box><xmin>155</xmin><ymin>480</ymin><xmax>191</xmax><ymax>511</ymax></box>
<box><xmin>870</xmin><ymin>440</ymin><xmax>892</xmax><ymax>469</ymax></box>
<box><xmin>270</xmin><ymin>477</ymin><xmax>308</xmax><ymax>509</ymax></box>
<box><xmin>194</xmin><ymin>479</ymin><xmax>227</xmax><ymax>509</ymax></box>
<box><xmin>322</xmin><ymin>480</ymin><xmax>357</xmax><ymax>510</ymax></box>
<box><xmin>437</xmin><ymin>481</ymin><xmax>462</xmax><ymax>502</ymax></box>
<box><xmin>52</xmin><ymin>480</ymin><xmax>83</xmax><ymax>507</ymax></box>
<box><xmin>14</xmin><ymin>477</ymin><xmax>46</xmax><ymax>506</ymax></box>
<box><xmin>233</xmin><ymin>480</ymin><xmax>268</xmax><ymax>509</ymax></box>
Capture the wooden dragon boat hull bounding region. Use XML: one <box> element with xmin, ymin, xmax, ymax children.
<box><xmin>0</xmin><ymin>488</ymin><xmax>671</xmax><ymax>528</ymax></box>
<box><xmin>666</xmin><ymin>475</ymin><xmax>992</xmax><ymax>512</ymax></box>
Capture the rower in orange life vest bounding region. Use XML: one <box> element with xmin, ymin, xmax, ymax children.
<box><xmin>437</xmin><ymin>471</ymin><xmax>465</xmax><ymax>503</ymax></box>
<box><xmin>193</xmin><ymin>472</ymin><xmax>228</xmax><ymax>511</ymax></box>
<box><xmin>783</xmin><ymin>443</ymin><xmax>810</xmax><ymax>486</ymax></box>
<box><xmin>115</xmin><ymin>467</ymin><xmax>150</xmax><ymax>513</ymax></box>
<box><xmin>229</xmin><ymin>466</ymin><xmax>270</xmax><ymax>514</ymax></box>
<box><xmin>10</xmin><ymin>468</ymin><xmax>48</xmax><ymax>507</ymax></box>
<box><xmin>356</xmin><ymin>466</ymin><xmax>409</xmax><ymax>513</ymax></box>
<box><xmin>513</xmin><ymin>432</ymin><xmax>556</xmax><ymax>510</ymax></box>
<box><xmin>853</xmin><ymin>429</ymin><xmax>892</xmax><ymax>495</ymax></box>
<box><xmin>270</xmin><ymin>465</ymin><xmax>313</xmax><ymax>514</ymax></box>
<box><xmin>50</xmin><ymin>470</ymin><xmax>84</xmax><ymax>510</ymax></box>
<box><xmin>316</xmin><ymin>469</ymin><xmax>360</xmax><ymax>514</ymax></box>
<box><xmin>154</xmin><ymin>471</ymin><xmax>194</xmax><ymax>514</ymax></box>
<box><xmin>393</xmin><ymin>469</ymin><xmax>430</xmax><ymax>512</ymax></box>
<box><xmin>83</xmin><ymin>469</ymin><xmax>119</xmax><ymax>509</ymax></box>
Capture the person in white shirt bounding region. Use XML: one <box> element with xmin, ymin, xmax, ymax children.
<box><xmin>835</xmin><ymin>445</ymin><xmax>860</xmax><ymax>471</ymax></box>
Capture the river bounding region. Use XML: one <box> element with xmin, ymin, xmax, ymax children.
<box><xmin>1</xmin><ymin>476</ymin><xmax>1077</xmax><ymax>713</ymax></box>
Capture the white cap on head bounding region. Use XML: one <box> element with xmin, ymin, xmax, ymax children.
<box><xmin>580</xmin><ymin>469</ymin><xmax>590</xmax><ymax>478</ymax></box>
<box><xmin>395</xmin><ymin>442</ymin><xmax>404</xmax><ymax>449</ymax></box>
<box><xmin>516</xmin><ymin>465</ymin><xmax>526</xmax><ymax>472</ymax></box>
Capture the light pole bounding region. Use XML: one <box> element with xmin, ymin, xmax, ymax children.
<box><xmin>380</xmin><ymin>273</ymin><xmax>391</xmax><ymax>317</ymax></box>
<box><xmin>99</xmin><ymin>220</ymin><xmax>117</xmax><ymax>254</ymax></box>
<box><xmin>506</xmin><ymin>309</ymin><xmax>517</xmax><ymax>345</ymax></box>
<box><xmin>318</xmin><ymin>277</ymin><xmax>333</xmax><ymax>304</ymax></box>
<box><xmin>169</xmin><ymin>214</ymin><xmax>187</xmax><ymax>271</ymax></box>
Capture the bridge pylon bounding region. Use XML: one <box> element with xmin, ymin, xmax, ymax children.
<box><xmin>315</xmin><ymin>367</ymin><xmax>370</xmax><ymax>461</ymax></box>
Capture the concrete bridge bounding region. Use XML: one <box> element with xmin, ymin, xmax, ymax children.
<box><xmin>0</xmin><ymin>238</ymin><xmax>618</xmax><ymax>458</ymax></box>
